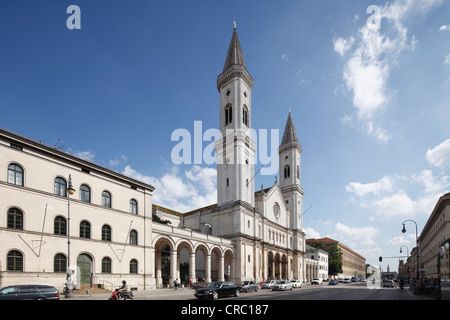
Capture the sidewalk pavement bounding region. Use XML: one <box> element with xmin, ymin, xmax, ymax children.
<box><xmin>61</xmin><ymin>288</ymin><xmax>180</xmax><ymax>300</ymax></box>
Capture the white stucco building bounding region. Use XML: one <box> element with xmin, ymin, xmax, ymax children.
<box><xmin>0</xmin><ymin>26</ymin><xmax>306</xmax><ymax>292</ymax></box>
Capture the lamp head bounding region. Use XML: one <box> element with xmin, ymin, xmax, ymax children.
<box><xmin>401</xmin><ymin>223</ymin><xmax>406</xmax><ymax>233</ymax></box>
<box><xmin>67</xmin><ymin>174</ymin><xmax>76</xmax><ymax>195</ymax></box>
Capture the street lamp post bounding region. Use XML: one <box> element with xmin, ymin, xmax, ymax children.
<box><xmin>399</xmin><ymin>246</ymin><xmax>409</xmax><ymax>257</ymax></box>
<box><xmin>65</xmin><ymin>174</ymin><xmax>76</xmax><ymax>298</ymax></box>
<box><xmin>401</xmin><ymin>220</ymin><xmax>420</xmax><ymax>281</ymax></box>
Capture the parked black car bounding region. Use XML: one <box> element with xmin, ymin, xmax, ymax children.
<box><xmin>0</xmin><ymin>285</ymin><xmax>60</xmax><ymax>300</ymax></box>
<box><xmin>194</xmin><ymin>281</ymin><xmax>242</xmax><ymax>299</ymax></box>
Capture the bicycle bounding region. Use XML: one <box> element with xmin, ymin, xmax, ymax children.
<box><xmin>172</xmin><ymin>284</ymin><xmax>184</xmax><ymax>291</ymax></box>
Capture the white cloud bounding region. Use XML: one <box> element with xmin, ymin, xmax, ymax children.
<box><xmin>304</xmin><ymin>227</ymin><xmax>321</xmax><ymax>239</ymax></box>
<box><xmin>334</xmin><ymin>0</ymin><xmax>443</xmax><ymax>140</ymax></box>
<box><xmin>73</xmin><ymin>150</ymin><xmax>95</xmax><ymax>162</ymax></box>
<box><xmin>425</xmin><ymin>138</ymin><xmax>450</xmax><ymax>170</ymax></box>
<box><xmin>281</xmin><ymin>53</ymin><xmax>289</xmax><ymax>62</ymax></box>
<box><xmin>371</xmin><ymin>191</ymin><xmax>437</xmax><ymax>220</ymax></box>
<box><xmin>333</xmin><ymin>223</ymin><xmax>380</xmax><ymax>247</ymax></box>
<box><xmin>333</xmin><ymin>37</ymin><xmax>354</xmax><ymax>57</ymax></box>
<box><xmin>387</xmin><ymin>235</ymin><xmax>410</xmax><ymax>246</ymax></box>
<box><xmin>339</xmin><ymin>115</ymin><xmax>354</xmax><ymax>127</ymax></box>
<box><xmin>412</xmin><ymin>169</ymin><xmax>449</xmax><ymax>194</ymax></box>
<box><xmin>346</xmin><ymin>176</ymin><xmax>394</xmax><ymax>197</ymax></box>
<box><xmin>367</xmin><ymin>121</ymin><xmax>391</xmax><ymax>142</ymax></box>
<box><xmin>122</xmin><ymin>165</ymin><xmax>217</xmax><ymax>213</ymax></box>
<box><xmin>109</xmin><ymin>154</ymin><xmax>128</xmax><ymax>167</ymax></box>
<box><xmin>439</xmin><ymin>25</ymin><xmax>450</xmax><ymax>31</ymax></box>
<box><xmin>444</xmin><ymin>53</ymin><xmax>450</xmax><ymax>65</ymax></box>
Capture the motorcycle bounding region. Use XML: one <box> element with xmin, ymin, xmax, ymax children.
<box><xmin>109</xmin><ymin>288</ymin><xmax>134</xmax><ymax>300</ymax></box>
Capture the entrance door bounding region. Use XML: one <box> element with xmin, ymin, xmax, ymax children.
<box><xmin>77</xmin><ymin>254</ymin><xmax>93</xmax><ymax>284</ymax></box>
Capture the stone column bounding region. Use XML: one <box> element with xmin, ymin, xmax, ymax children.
<box><xmin>170</xmin><ymin>250</ymin><xmax>177</xmax><ymax>286</ymax></box>
<box><xmin>189</xmin><ymin>252</ymin><xmax>196</xmax><ymax>283</ymax></box>
<box><xmin>219</xmin><ymin>256</ymin><xmax>225</xmax><ymax>281</ymax></box>
<box><xmin>205</xmin><ymin>253</ymin><xmax>211</xmax><ymax>283</ymax></box>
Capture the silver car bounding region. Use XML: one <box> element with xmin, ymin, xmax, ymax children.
<box><xmin>383</xmin><ymin>279</ymin><xmax>395</xmax><ymax>288</ymax></box>
<box><xmin>261</xmin><ymin>280</ymin><xmax>277</xmax><ymax>289</ymax></box>
<box><xmin>272</xmin><ymin>280</ymin><xmax>293</xmax><ymax>291</ymax></box>
<box><xmin>241</xmin><ymin>281</ymin><xmax>259</xmax><ymax>292</ymax></box>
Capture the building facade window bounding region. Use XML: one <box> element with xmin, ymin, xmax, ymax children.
<box><xmin>130</xmin><ymin>230</ymin><xmax>138</xmax><ymax>245</ymax></box>
<box><xmin>8</xmin><ymin>163</ymin><xmax>24</xmax><ymax>186</ymax></box>
<box><xmin>7</xmin><ymin>250</ymin><xmax>23</xmax><ymax>272</ymax></box>
<box><xmin>102</xmin><ymin>257</ymin><xmax>112</xmax><ymax>273</ymax></box>
<box><xmin>130</xmin><ymin>259</ymin><xmax>138</xmax><ymax>274</ymax></box>
<box><xmin>284</xmin><ymin>165</ymin><xmax>290</xmax><ymax>179</ymax></box>
<box><xmin>7</xmin><ymin>207</ymin><xmax>23</xmax><ymax>230</ymax></box>
<box><xmin>54</xmin><ymin>216</ymin><xmax>67</xmax><ymax>235</ymax></box>
<box><xmin>80</xmin><ymin>220</ymin><xmax>91</xmax><ymax>239</ymax></box>
<box><xmin>243</xmin><ymin>105</ymin><xmax>248</xmax><ymax>126</ymax></box>
<box><xmin>130</xmin><ymin>199</ymin><xmax>138</xmax><ymax>214</ymax></box>
<box><xmin>101</xmin><ymin>191</ymin><xmax>111</xmax><ymax>208</ymax></box>
<box><xmin>225</xmin><ymin>104</ymin><xmax>232</xmax><ymax>125</ymax></box>
<box><xmin>102</xmin><ymin>224</ymin><xmax>112</xmax><ymax>241</ymax></box>
<box><xmin>80</xmin><ymin>184</ymin><xmax>91</xmax><ymax>203</ymax></box>
<box><xmin>54</xmin><ymin>177</ymin><xmax>67</xmax><ymax>197</ymax></box>
<box><xmin>54</xmin><ymin>254</ymin><xmax>66</xmax><ymax>273</ymax></box>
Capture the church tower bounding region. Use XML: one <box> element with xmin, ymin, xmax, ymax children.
<box><xmin>215</xmin><ymin>25</ymin><xmax>256</xmax><ymax>207</ymax></box>
<box><xmin>279</xmin><ymin>111</ymin><xmax>304</xmax><ymax>232</ymax></box>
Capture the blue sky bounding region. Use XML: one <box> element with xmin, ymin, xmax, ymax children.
<box><xmin>1</xmin><ymin>0</ymin><xmax>450</xmax><ymax>270</ymax></box>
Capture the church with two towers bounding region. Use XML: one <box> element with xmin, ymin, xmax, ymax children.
<box><xmin>178</xmin><ymin>25</ymin><xmax>307</xmax><ymax>282</ymax></box>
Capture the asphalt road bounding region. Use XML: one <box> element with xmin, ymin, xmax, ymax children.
<box><xmin>125</xmin><ymin>282</ymin><xmax>433</xmax><ymax>301</ymax></box>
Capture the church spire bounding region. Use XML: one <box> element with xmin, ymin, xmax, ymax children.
<box><xmin>222</xmin><ymin>24</ymin><xmax>247</xmax><ymax>72</ymax></box>
<box><xmin>217</xmin><ymin>25</ymin><xmax>253</xmax><ymax>91</ymax></box>
<box><xmin>280</xmin><ymin>111</ymin><xmax>300</xmax><ymax>147</ymax></box>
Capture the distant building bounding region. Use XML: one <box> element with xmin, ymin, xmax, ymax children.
<box><xmin>306</xmin><ymin>237</ymin><xmax>366</xmax><ymax>278</ymax></box>
<box><xmin>305</xmin><ymin>244</ymin><xmax>329</xmax><ymax>281</ymax></box>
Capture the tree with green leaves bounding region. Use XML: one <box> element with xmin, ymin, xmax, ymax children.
<box><xmin>309</xmin><ymin>241</ymin><xmax>343</xmax><ymax>277</ymax></box>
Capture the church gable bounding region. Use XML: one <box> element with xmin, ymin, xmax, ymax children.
<box><xmin>262</xmin><ymin>184</ymin><xmax>290</xmax><ymax>228</ymax></box>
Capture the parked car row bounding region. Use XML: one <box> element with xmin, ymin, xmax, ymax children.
<box><xmin>194</xmin><ymin>279</ymin><xmax>306</xmax><ymax>299</ymax></box>
<box><xmin>0</xmin><ymin>285</ymin><xmax>60</xmax><ymax>300</ymax></box>
<box><xmin>261</xmin><ymin>279</ymin><xmax>303</xmax><ymax>290</ymax></box>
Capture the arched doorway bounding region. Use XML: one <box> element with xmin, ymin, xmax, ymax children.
<box><xmin>77</xmin><ymin>253</ymin><xmax>93</xmax><ymax>285</ymax></box>
<box><xmin>154</xmin><ymin>237</ymin><xmax>174</xmax><ymax>287</ymax></box>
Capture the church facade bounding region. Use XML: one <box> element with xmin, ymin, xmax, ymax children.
<box><xmin>0</xmin><ymin>27</ymin><xmax>306</xmax><ymax>292</ymax></box>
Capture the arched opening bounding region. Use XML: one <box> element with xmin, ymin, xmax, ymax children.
<box><xmin>77</xmin><ymin>253</ymin><xmax>93</xmax><ymax>285</ymax></box>
<box><xmin>154</xmin><ymin>237</ymin><xmax>173</xmax><ymax>288</ymax></box>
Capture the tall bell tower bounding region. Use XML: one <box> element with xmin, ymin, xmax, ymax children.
<box><xmin>279</xmin><ymin>111</ymin><xmax>304</xmax><ymax>232</ymax></box>
<box><xmin>215</xmin><ymin>25</ymin><xmax>256</xmax><ymax>207</ymax></box>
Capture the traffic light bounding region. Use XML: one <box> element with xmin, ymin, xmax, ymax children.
<box><xmin>379</xmin><ymin>256</ymin><xmax>382</xmax><ymax>262</ymax></box>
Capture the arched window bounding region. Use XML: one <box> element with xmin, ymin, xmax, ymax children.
<box><xmin>243</xmin><ymin>105</ymin><xmax>248</xmax><ymax>126</ymax></box>
<box><xmin>54</xmin><ymin>254</ymin><xmax>67</xmax><ymax>273</ymax></box>
<box><xmin>284</xmin><ymin>165</ymin><xmax>290</xmax><ymax>179</ymax></box>
<box><xmin>7</xmin><ymin>250</ymin><xmax>23</xmax><ymax>271</ymax></box>
<box><xmin>102</xmin><ymin>257</ymin><xmax>112</xmax><ymax>273</ymax></box>
<box><xmin>130</xmin><ymin>230</ymin><xmax>138</xmax><ymax>245</ymax></box>
<box><xmin>80</xmin><ymin>184</ymin><xmax>91</xmax><ymax>203</ymax></box>
<box><xmin>130</xmin><ymin>259</ymin><xmax>138</xmax><ymax>274</ymax></box>
<box><xmin>54</xmin><ymin>177</ymin><xmax>67</xmax><ymax>197</ymax></box>
<box><xmin>54</xmin><ymin>216</ymin><xmax>67</xmax><ymax>235</ymax></box>
<box><xmin>101</xmin><ymin>191</ymin><xmax>111</xmax><ymax>208</ymax></box>
<box><xmin>7</xmin><ymin>207</ymin><xmax>23</xmax><ymax>230</ymax></box>
<box><xmin>80</xmin><ymin>220</ymin><xmax>91</xmax><ymax>239</ymax></box>
<box><xmin>130</xmin><ymin>199</ymin><xmax>138</xmax><ymax>215</ymax></box>
<box><xmin>102</xmin><ymin>225</ymin><xmax>112</xmax><ymax>242</ymax></box>
<box><xmin>8</xmin><ymin>163</ymin><xmax>24</xmax><ymax>186</ymax></box>
<box><xmin>297</xmin><ymin>165</ymin><xmax>300</xmax><ymax>180</ymax></box>
<box><xmin>225</xmin><ymin>104</ymin><xmax>232</xmax><ymax>125</ymax></box>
